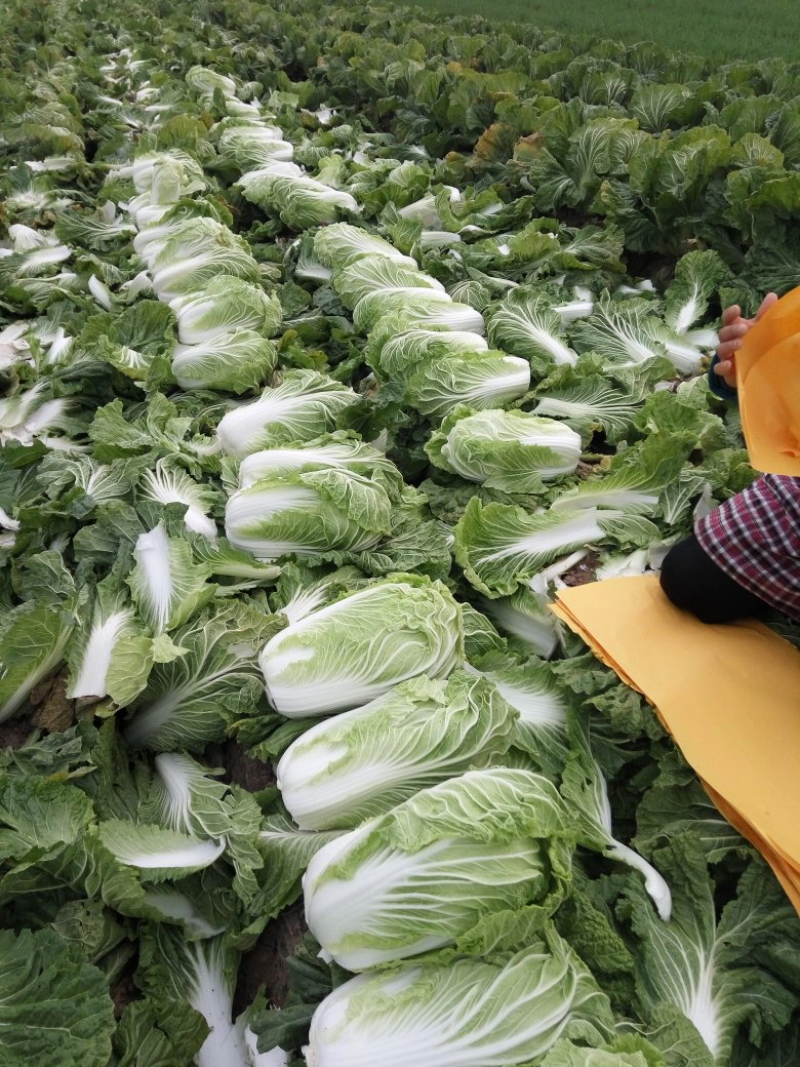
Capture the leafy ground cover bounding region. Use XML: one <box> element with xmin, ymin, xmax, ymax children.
<box><xmin>0</xmin><ymin>0</ymin><xmax>799</xmax><ymax>1065</ymax></box>
<box><xmin>410</xmin><ymin>0</ymin><xmax>800</xmax><ymax>65</ymax></box>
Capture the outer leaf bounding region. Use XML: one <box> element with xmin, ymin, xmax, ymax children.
<box><xmin>127</xmin><ymin>523</ymin><xmax>215</xmax><ymax>633</ymax></box>
<box><xmin>125</xmin><ymin>602</ymin><xmax>279</xmax><ymax>752</ymax></box>
<box><xmin>0</xmin><ymin>928</ymin><xmax>115</xmax><ymax>1067</ymax></box>
<box><xmin>0</xmin><ymin>601</ymin><xmax>74</xmax><ymax>723</ymax></box>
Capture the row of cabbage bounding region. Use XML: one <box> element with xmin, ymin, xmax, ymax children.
<box><xmin>0</xmin><ymin>7</ymin><xmax>799</xmax><ymax>1067</ymax></box>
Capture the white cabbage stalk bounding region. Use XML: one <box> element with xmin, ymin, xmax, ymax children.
<box><xmin>139</xmin><ymin>464</ymin><xmax>217</xmax><ymax>540</ymax></box>
<box><xmin>128</xmin><ymin>522</ymin><xmax>211</xmax><ymax>633</ymax></box>
<box><xmin>150</xmin><ymin>753</ymin><xmax>225</xmax><ymax>836</ymax></box>
<box><xmin>119</xmin><ymin>271</ymin><xmax>153</xmax><ymax>299</ymax></box>
<box><xmin>133</xmin><ymin>222</ymin><xmax>186</xmax><ymax>265</ymax></box>
<box><xmin>16</xmin><ymin>244</ymin><xmax>73</xmax><ymax>274</ymax></box>
<box><xmin>0</xmin><ymin>323</ymin><xmax>31</xmax><ymax>370</ymax></box>
<box><xmin>67</xmin><ymin>606</ymin><xmax>139</xmax><ymax>700</ymax></box>
<box><xmin>141</xmin><ymin>889</ymin><xmax>225</xmax><ymax>939</ymax></box>
<box><xmin>99</xmin><ymin>824</ymin><xmax>226</xmax><ymax>870</ymax></box>
<box><xmin>553</xmin><ymin>290</ymin><xmax>594</xmax><ymax>322</ymax></box>
<box><xmin>488</xmin><ymin>295</ymin><xmax>577</xmax><ymax>366</ymax></box>
<box><xmin>45</xmin><ymin>327</ymin><xmax>73</xmax><ymax>364</ymax></box>
<box><xmin>129</xmin><ymin>201</ymin><xmax>171</xmax><ymax>229</ymax></box>
<box><xmin>397</xmin><ymin>185</ymin><xmax>460</xmax><ymax>226</ymax></box>
<box><xmin>25</xmin><ymin>156</ymin><xmax>80</xmax><ymax>173</ymax></box>
<box><xmin>418</xmin><ymin>231</ymin><xmax>462</xmax><ymax>248</ymax></box>
<box><xmin>89</xmin><ymin>274</ymin><xmax>114</xmax><ymax>310</ymax></box>
<box><xmin>245</xmin><ymin>1030</ymin><xmax>288</xmax><ymax>1067</ymax></box>
<box><xmin>131</xmin><ymin>526</ymin><xmax>175</xmax><ymax>631</ymax></box>
<box><xmin>8</xmin><ymin>223</ymin><xmax>45</xmax><ymax>252</ymax></box>
<box><xmin>0</xmin><ymin>507</ymin><xmax>20</xmax><ymax>532</ymax></box>
<box><xmin>149</xmin><ymin>930</ymin><xmax>249</xmax><ymax>1067</ymax></box>
<box><xmin>478</xmin><ymin>666</ymin><xmax>567</xmax><ymax>732</ymax></box>
<box><xmin>595</xmin><ymin>548</ymin><xmax>650</xmax><ymax>580</ymax></box>
<box><xmin>528</xmin><ymin>549</ymin><xmax>589</xmax><ymax>595</ymax></box>
<box><xmin>480</xmin><ymin>589</ymin><xmax>560</xmax><ymax>659</ymax></box>
<box><xmin>564</xmin><ymin>717</ymin><xmax>672</xmax><ymax>922</ymax></box>
<box><xmin>0</xmin><ymin>384</ymin><xmax>70</xmax><ymax>447</ymax></box>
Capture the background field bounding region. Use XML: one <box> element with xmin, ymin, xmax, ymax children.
<box><xmin>410</xmin><ymin>0</ymin><xmax>800</xmax><ymax>64</ymax></box>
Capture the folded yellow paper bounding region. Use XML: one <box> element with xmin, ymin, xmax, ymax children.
<box><xmin>736</xmin><ymin>286</ymin><xmax>800</xmax><ymax>476</ymax></box>
<box><xmin>552</xmin><ymin>575</ymin><xmax>800</xmax><ymax>914</ymax></box>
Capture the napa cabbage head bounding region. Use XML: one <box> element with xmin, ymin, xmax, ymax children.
<box><xmin>259</xmin><ymin>575</ymin><xmax>464</xmax><ymax>717</ymax></box>
<box><xmin>365</xmin><ymin>317</ymin><xmax>489</xmax><ymax>382</ymax></box>
<box><xmin>236</xmin><ymin>168</ymin><xmax>360</xmax><ymax>228</ymax></box>
<box><xmin>426</xmin><ymin>407</ymin><xmax>582</xmax><ymax>493</ymax></box>
<box><xmin>277</xmin><ymin>670</ymin><xmax>518</xmax><ymax>830</ymax></box>
<box><xmin>332</xmin><ymin>254</ymin><xmax>445</xmax><ymax>311</ymax></box>
<box><xmin>406</xmin><ymin>352</ymin><xmax>530</xmax><ymax>419</ymax></box>
<box><xmin>172</xmin><ymin>330</ymin><xmax>278</xmax><ymax>393</ymax></box>
<box><xmin>304</xmin><ymin>927</ymin><xmax>614</xmax><ymax>1067</ymax></box>
<box><xmin>302</xmin><ymin>767</ymin><xmax>572</xmax><ymax>970</ymax></box>
<box><xmin>313</xmin><ymin>222</ymin><xmax>417</xmax><ymax>268</ymax></box>
<box><xmin>217</xmin><ymin>125</ymin><xmax>294</xmax><ymax>170</ymax></box>
<box><xmin>224</xmin><ymin>467</ymin><xmax>393</xmax><ymax>560</ymax></box>
<box><xmin>215</xmin><ymin>372</ymin><xmax>360</xmax><ymax>457</ymax></box>
<box><xmin>147</xmin><ymin>218</ymin><xmax>260</xmax><ymax>301</ymax></box>
<box><xmin>170</xmin><ymin>278</ymin><xmax>282</xmax><ymax>345</ymax></box>
<box><xmin>235</xmin><ymin>434</ymin><xmax>400</xmax><ymax>490</ymax></box>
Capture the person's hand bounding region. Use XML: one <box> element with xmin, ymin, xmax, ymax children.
<box><xmin>715</xmin><ymin>292</ymin><xmax>779</xmax><ymax>390</ymax></box>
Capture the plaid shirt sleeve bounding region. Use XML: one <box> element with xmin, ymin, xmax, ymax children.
<box><xmin>695</xmin><ymin>474</ymin><xmax>800</xmax><ymax>620</ymax></box>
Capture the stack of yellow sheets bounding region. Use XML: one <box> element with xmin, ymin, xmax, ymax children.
<box><xmin>737</xmin><ymin>286</ymin><xmax>800</xmax><ymax>477</ymax></box>
<box><xmin>553</xmin><ymin>575</ymin><xmax>800</xmax><ymax>914</ymax></box>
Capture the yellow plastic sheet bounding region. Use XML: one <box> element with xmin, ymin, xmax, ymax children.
<box><xmin>736</xmin><ymin>286</ymin><xmax>800</xmax><ymax>476</ymax></box>
<box><xmin>552</xmin><ymin>574</ymin><xmax>800</xmax><ymax>913</ymax></box>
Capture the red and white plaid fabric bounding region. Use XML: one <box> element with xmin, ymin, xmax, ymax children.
<box><xmin>695</xmin><ymin>474</ymin><xmax>800</xmax><ymax>620</ymax></box>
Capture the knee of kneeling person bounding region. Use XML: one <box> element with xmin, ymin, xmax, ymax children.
<box><xmin>658</xmin><ymin>544</ymin><xmax>693</xmax><ymax>611</ymax></box>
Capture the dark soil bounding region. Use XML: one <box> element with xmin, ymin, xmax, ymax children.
<box><xmin>224</xmin><ymin>739</ymin><xmax>276</xmax><ymax>792</ymax></box>
<box><xmin>234</xmin><ymin>901</ymin><xmax>308</xmax><ymax>1016</ymax></box>
<box><xmin>562</xmin><ymin>549</ymin><xmax>601</xmax><ymax>586</ymax></box>
<box><xmin>29</xmin><ymin>669</ymin><xmax>76</xmax><ymax>733</ymax></box>
<box><xmin>0</xmin><ymin>716</ymin><xmax>35</xmax><ymax>750</ymax></box>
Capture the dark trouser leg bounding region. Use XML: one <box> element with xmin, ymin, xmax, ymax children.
<box><xmin>659</xmin><ymin>533</ymin><xmax>767</xmax><ymax>624</ymax></box>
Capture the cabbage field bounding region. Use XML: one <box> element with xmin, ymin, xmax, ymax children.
<box><xmin>1</xmin><ymin>0</ymin><xmax>800</xmax><ymax>1064</ymax></box>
